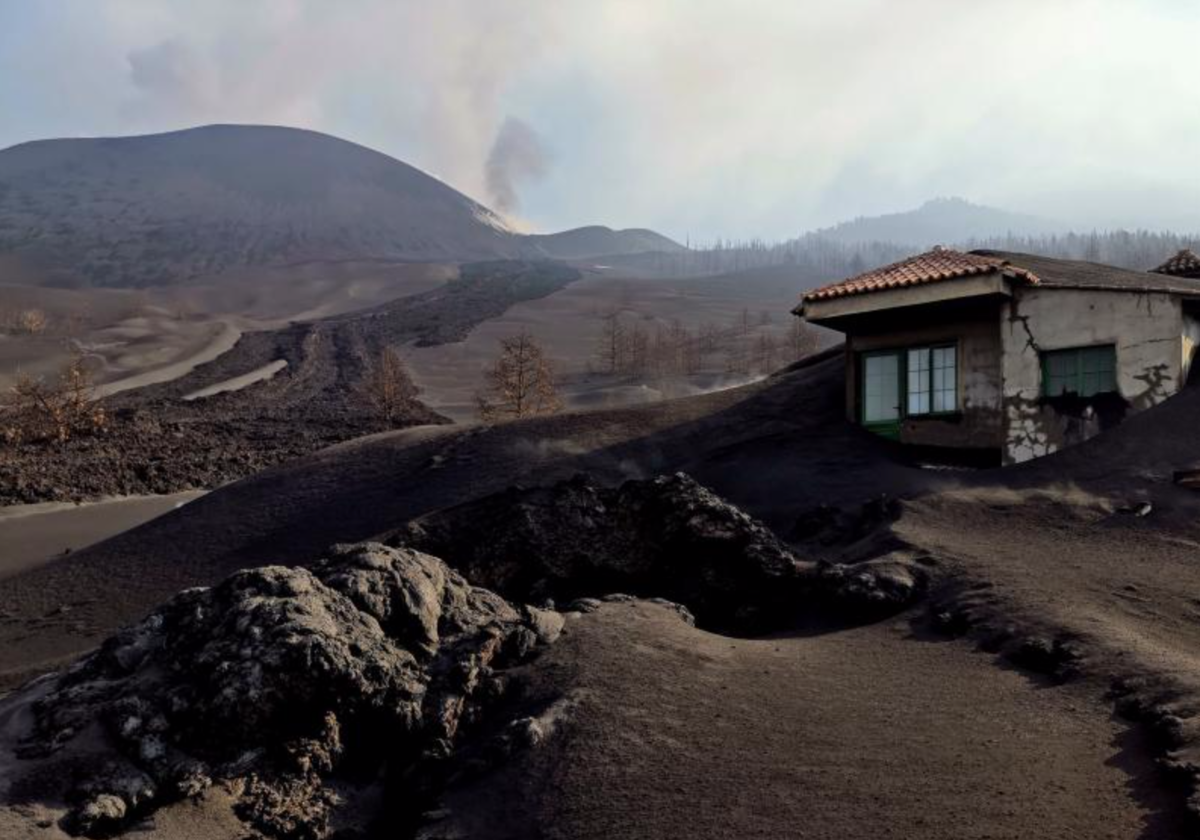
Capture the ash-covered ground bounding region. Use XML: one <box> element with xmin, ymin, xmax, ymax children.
<box><xmin>0</xmin><ymin>260</ymin><xmax>578</xmax><ymax>504</ymax></box>
<box><xmin>3</xmin><ymin>350</ymin><xmax>1200</xmax><ymax>838</ymax></box>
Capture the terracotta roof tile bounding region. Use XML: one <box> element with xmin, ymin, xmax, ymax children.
<box><xmin>802</xmin><ymin>247</ymin><xmax>1039</xmax><ymax>305</ymax></box>
<box><xmin>1151</xmin><ymin>249</ymin><xmax>1200</xmax><ymax>278</ymax></box>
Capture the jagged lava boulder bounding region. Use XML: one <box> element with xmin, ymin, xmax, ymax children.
<box><xmin>394</xmin><ymin>473</ymin><xmax>808</xmax><ymax>632</ymax></box>
<box><xmin>8</xmin><ymin>543</ymin><xmax>562</xmax><ymax>839</ymax></box>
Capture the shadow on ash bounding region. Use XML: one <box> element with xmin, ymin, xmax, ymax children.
<box><xmin>0</xmin><ymin>473</ymin><xmax>924</xmax><ymax>838</ymax></box>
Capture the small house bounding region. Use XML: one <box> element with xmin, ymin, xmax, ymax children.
<box><xmin>795</xmin><ymin>247</ymin><xmax>1200</xmax><ymax>464</ymax></box>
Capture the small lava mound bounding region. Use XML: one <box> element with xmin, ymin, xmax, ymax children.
<box><xmin>5</xmin><ymin>543</ymin><xmax>563</xmax><ymax>839</ymax></box>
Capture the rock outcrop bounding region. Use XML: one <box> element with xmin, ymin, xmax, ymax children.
<box><xmin>9</xmin><ymin>543</ymin><xmax>561</xmax><ymax>838</ymax></box>
<box><xmin>394</xmin><ymin>473</ymin><xmax>800</xmax><ymax>632</ymax></box>
<box><xmin>394</xmin><ymin>473</ymin><xmax>923</xmax><ymax>632</ymax></box>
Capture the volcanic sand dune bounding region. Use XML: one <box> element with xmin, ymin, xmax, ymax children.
<box><xmin>91</xmin><ymin>318</ymin><xmax>244</xmax><ymax>398</ymax></box>
<box><xmin>5</xmin><ymin>351</ymin><xmax>1200</xmax><ymax>835</ymax></box>
<box><xmin>0</xmin><ymin>282</ymin><xmax>155</xmax><ymax>388</ymax></box>
<box><xmin>442</xmin><ymin>601</ymin><xmax>1181</xmax><ymax>840</ymax></box>
<box><xmin>0</xmin><ymin>491</ymin><xmax>204</xmax><ymax>580</ymax></box>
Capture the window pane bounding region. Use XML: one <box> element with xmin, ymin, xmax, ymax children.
<box><xmin>1080</xmin><ymin>346</ymin><xmax>1114</xmax><ymax>374</ymax></box>
<box><xmin>1046</xmin><ymin>373</ymin><xmax>1071</xmax><ymax>396</ymax></box>
<box><xmin>864</xmin><ymin>354</ymin><xmax>900</xmax><ymax>421</ymax></box>
<box><xmin>907</xmin><ymin>347</ymin><xmax>930</xmax><ymax>415</ymax></box>
<box><xmin>1079</xmin><ymin>346</ymin><xmax>1116</xmax><ymax>396</ymax></box>
<box><xmin>1043</xmin><ymin>346</ymin><xmax>1116</xmax><ymax>397</ymax></box>
<box><xmin>1047</xmin><ymin>352</ymin><xmax>1076</xmax><ymax>378</ymax></box>
<box><xmin>932</xmin><ymin>346</ymin><xmax>956</xmax><ymax>411</ymax></box>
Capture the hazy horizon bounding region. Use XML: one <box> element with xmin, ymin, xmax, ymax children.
<box><xmin>3</xmin><ymin>1</ymin><xmax>1198</xmax><ymax>241</ymax></box>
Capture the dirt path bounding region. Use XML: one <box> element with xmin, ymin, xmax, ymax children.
<box><xmin>443</xmin><ymin>601</ymin><xmax>1182</xmax><ymax>839</ymax></box>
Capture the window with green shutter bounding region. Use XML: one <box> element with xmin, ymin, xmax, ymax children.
<box><xmin>1041</xmin><ymin>345</ymin><xmax>1117</xmax><ymax>398</ymax></box>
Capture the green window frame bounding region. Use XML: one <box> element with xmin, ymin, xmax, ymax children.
<box><xmin>862</xmin><ymin>350</ymin><xmax>902</xmax><ymax>425</ymax></box>
<box><xmin>1041</xmin><ymin>345</ymin><xmax>1117</xmax><ymax>398</ymax></box>
<box><xmin>906</xmin><ymin>344</ymin><xmax>957</xmax><ymax>415</ymax></box>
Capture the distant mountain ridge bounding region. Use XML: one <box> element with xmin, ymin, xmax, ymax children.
<box><xmin>813</xmin><ymin>197</ymin><xmax>1066</xmax><ymax>248</ymax></box>
<box><xmin>526</xmin><ymin>225</ymin><xmax>685</xmax><ymax>260</ymax></box>
<box><xmin>0</xmin><ymin>125</ymin><xmax>680</xmax><ymax>287</ymax></box>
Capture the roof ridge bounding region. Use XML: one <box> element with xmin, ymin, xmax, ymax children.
<box><xmin>800</xmin><ymin>247</ymin><xmax>1038</xmax><ymax>306</ymax></box>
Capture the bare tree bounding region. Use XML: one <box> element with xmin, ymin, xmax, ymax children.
<box><xmin>753</xmin><ymin>333</ymin><xmax>779</xmax><ymax>373</ymax></box>
<box><xmin>3</xmin><ymin>352</ymin><xmax>107</xmax><ymax>445</ymax></box>
<box><xmin>697</xmin><ymin>321</ymin><xmax>722</xmax><ymax>356</ymax></box>
<box><xmin>788</xmin><ymin>317</ymin><xmax>822</xmax><ymax>360</ymax></box>
<box><xmin>649</xmin><ymin>324</ymin><xmax>670</xmax><ymax>377</ymax></box>
<box><xmin>623</xmin><ymin>322</ymin><xmax>650</xmax><ymax>375</ymax></box>
<box><xmin>596</xmin><ymin>307</ymin><xmax>626</xmax><ymax>374</ymax></box>
<box><xmin>737</xmin><ymin>307</ymin><xmax>752</xmax><ymax>339</ymax></box>
<box><xmin>477</xmin><ymin>331</ymin><xmax>563</xmax><ymax>422</ymax></box>
<box><xmin>724</xmin><ymin>342</ymin><xmax>750</xmax><ymax>376</ymax></box>
<box><xmin>12</xmin><ymin>309</ymin><xmax>48</xmax><ymax>335</ymax></box>
<box><xmin>672</xmin><ymin>321</ymin><xmax>701</xmax><ymax>375</ymax></box>
<box><xmin>359</xmin><ymin>347</ymin><xmax>418</xmax><ymax>425</ymax></box>
<box><xmin>666</xmin><ymin>320</ymin><xmax>687</xmax><ymax>374</ymax></box>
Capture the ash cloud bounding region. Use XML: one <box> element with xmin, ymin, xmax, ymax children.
<box><xmin>125</xmin><ymin>39</ymin><xmax>220</xmax><ymax>121</ymax></box>
<box><xmin>485</xmin><ymin>117</ymin><xmax>551</xmax><ymax>216</ymax></box>
<box><xmin>7</xmin><ymin>2</ymin><xmax>1200</xmax><ymax>235</ymax></box>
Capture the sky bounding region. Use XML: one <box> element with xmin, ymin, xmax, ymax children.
<box><xmin>1</xmin><ymin>0</ymin><xmax>1199</xmax><ymax>241</ymax></box>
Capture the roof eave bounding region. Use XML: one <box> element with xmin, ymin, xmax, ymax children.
<box><xmin>800</xmin><ymin>271</ymin><xmax>1013</xmax><ymax>326</ymax></box>
<box><xmin>1033</xmin><ymin>281</ymin><xmax>1200</xmax><ymax>297</ymax></box>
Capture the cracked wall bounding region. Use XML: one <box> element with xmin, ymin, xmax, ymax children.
<box><xmin>1000</xmin><ymin>288</ymin><xmax>1184</xmax><ymax>464</ymax></box>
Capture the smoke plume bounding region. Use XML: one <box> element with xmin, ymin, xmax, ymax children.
<box><xmin>485</xmin><ymin>117</ymin><xmax>551</xmax><ymax>216</ymax></box>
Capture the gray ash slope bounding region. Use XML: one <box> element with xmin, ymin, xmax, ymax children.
<box><xmin>0</xmin><ymin>462</ymin><xmax>920</xmax><ymax>840</ymax></box>
<box><xmin>0</xmin><ymin>350</ymin><xmax>913</xmax><ymax>681</ymax></box>
<box><xmin>0</xmin><ymin>260</ymin><xmax>580</xmax><ymax>505</ymax></box>
<box><xmin>0</xmin><ymin>125</ymin><xmax>521</xmax><ymax>286</ymax></box>
<box><xmin>0</xmin><ymin>125</ymin><xmax>681</xmax><ymax>288</ymax></box>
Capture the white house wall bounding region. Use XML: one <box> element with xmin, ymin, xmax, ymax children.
<box><xmin>1000</xmin><ymin>288</ymin><xmax>1183</xmax><ymax>463</ymax></box>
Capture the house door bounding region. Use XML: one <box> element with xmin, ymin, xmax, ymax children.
<box><xmin>861</xmin><ymin>351</ymin><xmax>902</xmax><ymax>440</ymax></box>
